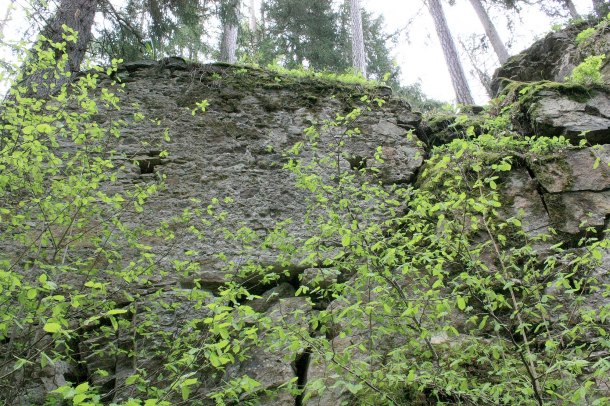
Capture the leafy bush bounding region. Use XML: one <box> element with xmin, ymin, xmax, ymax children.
<box><xmin>1</xmin><ymin>30</ymin><xmax>609</xmax><ymax>406</ymax></box>
<box><xmin>271</xmin><ymin>106</ymin><xmax>610</xmax><ymax>405</ymax></box>
<box><xmin>567</xmin><ymin>54</ymin><xmax>606</xmax><ymax>85</ymax></box>
<box><xmin>0</xmin><ymin>31</ymin><xmax>171</xmax><ymax>404</ymax></box>
<box><xmin>575</xmin><ymin>27</ymin><xmax>597</xmax><ymax>45</ymax></box>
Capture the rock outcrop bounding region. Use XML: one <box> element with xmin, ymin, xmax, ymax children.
<box><xmin>491</xmin><ymin>19</ymin><xmax>610</xmax><ymax>95</ymax></box>
<box><xmin>3</xmin><ymin>18</ymin><xmax>610</xmax><ymax>405</ymax></box>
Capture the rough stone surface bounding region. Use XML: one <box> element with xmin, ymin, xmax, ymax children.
<box><xmin>501</xmin><ymin>167</ymin><xmax>551</xmax><ymax>237</ymax></box>
<box><xmin>102</xmin><ymin>63</ymin><xmax>425</xmax><ymax>290</ymax></box>
<box><xmin>491</xmin><ymin>21</ymin><xmax>598</xmax><ymax>94</ymax></box>
<box><xmin>531</xmin><ymin>145</ymin><xmax>610</xmax><ymax>193</ymax></box>
<box><xmin>225</xmin><ymin>297</ymin><xmax>313</xmax><ymax>403</ymax></box>
<box><xmin>304</xmin><ymin>337</ymin><xmax>354</xmax><ymax>406</ymax></box>
<box><xmin>5</xmin><ymin>44</ymin><xmax>610</xmax><ymax>403</ymax></box>
<box><xmin>526</xmin><ymin>89</ymin><xmax>610</xmax><ymax>144</ymax></box>
<box><xmin>545</xmin><ymin>190</ymin><xmax>610</xmax><ymax>234</ymax></box>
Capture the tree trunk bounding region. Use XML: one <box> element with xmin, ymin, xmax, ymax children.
<box><xmin>564</xmin><ymin>0</ymin><xmax>580</xmax><ymax>18</ymax></box>
<box><xmin>39</xmin><ymin>0</ymin><xmax>97</xmax><ymax>74</ymax></box>
<box><xmin>592</xmin><ymin>0</ymin><xmax>606</xmax><ymax>16</ymax></box>
<box><xmin>468</xmin><ymin>0</ymin><xmax>509</xmax><ymax>64</ymax></box>
<box><xmin>16</xmin><ymin>0</ymin><xmax>97</xmax><ymax>97</ymax></box>
<box><xmin>220</xmin><ymin>0</ymin><xmax>240</xmax><ymax>64</ymax></box>
<box><xmin>220</xmin><ymin>24</ymin><xmax>238</xmax><ymax>63</ymax></box>
<box><xmin>349</xmin><ymin>0</ymin><xmax>367</xmax><ymax>77</ymax></box>
<box><xmin>249</xmin><ymin>0</ymin><xmax>257</xmax><ymax>32</ymax></box>
<box><xmin>427</xmin><ymin>0</ymin><xmax>474</xmax><ymax>104</ymax></box>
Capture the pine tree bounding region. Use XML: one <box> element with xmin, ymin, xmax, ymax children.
<box><xmin>249</xmin><ymin>0</ymin><xmax>257</xmax><ymax>32</ymax></box>
<box><xmin>256</xmin><ymin>0</ymin><xmax>396</xmax><ymax>81</ymax></box>
<box><xmin>91</xmin><ymin>0</ymin><xmax>212</xmax><ymax>62</ymax></box>
<box><xmin>220</xmin><ymin>0</ymin><xmax>240</xmax><ymax>63</ymax></box>
<box><xmin>427</xmin><ymin>0</ymin><xmax>474</xmax><ymax>104</ymax></box>
<box><xmin>349</xmin><ymin>0</ymin><xmax>367</xmax><ymax>77</ymax></box>
<box><xmin>491</xmin><ymin>0</ymin><xmax>579</xmax><ymax>18</ymax></box>
<box><xmin>261</xmin><ymin>0</ymin><xmax>342</xmax><ymax>69</ymax></box>
<box><xmin>468</xmin><ymin>0</ymin><xmax>509</xmax><ymax>64</ymax></box>
<box><xmin>592</xmin><ymin>0</ymin><xmax>608</xmax><ymax>17</ymax></box>
<box><xmin>564</xmin><ymin>0</ymin><xmax>580</xmax><ymax>18</ymax></box>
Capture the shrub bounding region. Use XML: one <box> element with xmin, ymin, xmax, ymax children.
<box><xmin>567</xmin><ymin>54</ymin><xmax>606</xmax><ymax>85</ymax></box>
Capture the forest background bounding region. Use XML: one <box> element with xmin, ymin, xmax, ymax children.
<box><xmin>0</xmin><ymin>0</ymin><xmax>606</xmax><ymax>106</ymax></box>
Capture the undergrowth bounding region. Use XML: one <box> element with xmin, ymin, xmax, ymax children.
<box><xmin>0</xmin><ymin>31</ymin><xmax>609</xmax><ymax>406</ymax></box>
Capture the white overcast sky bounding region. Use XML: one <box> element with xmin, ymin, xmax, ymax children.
<box><xmin>366</xmin><ymin>0</ymin><xmax>595</xmax><ymax>103</ymax></box>
<box><xmin>0</xmin><ymin>0</ymin><xmax>598</xmax><ymax>104</ymax></box>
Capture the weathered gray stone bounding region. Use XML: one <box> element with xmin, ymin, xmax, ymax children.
<box><xmin>545</xmin><ymin>190</ymin><xmax>610</xmax><ymax>234</ymax></box>
<box><xmin>304</xmin><ymin>337</ymin><xmax>355</xmax><ymax>406</ymax></box>
<box><xmin>249</xmin><ymin>283</ymin><xmax>296</xmax><ymax>313</ymax></box>
<box><xmin>502</xmin><ymin>167</ymin><xmax>551</xmax><ymax>237</ymax></box>
<box><xmin>531</xmin><ymin>146</ymin><xmax>610</xmax><ymax>193</ymax></box>
<box><xmin>119</xmin><ymin>60</ymin><xmax>158</xmax><ymax>72</ymax></box>
<box><xmin>528</xmin><ymin>90</ymin><xmax>610</xmax><ymax>144</ymax></box>
<box><xmin>225</xmin><ymin>297</ymin><xmax>313</xmax><ymax>404</ymax></box>
<box><xmin>491</xmin><ymin>21</ymin><xmax>594</xmax><ymax>94</ymax></box>
<box><xmin>77</xmin><ymin>289</ymin><xmax>215</xmax><ymax>403</ymax></box>
<box><xmin>397</xmin><ymin>111</ymin><xmax>422</xmax><ymax>130</ymax></box>
<box><xmin>100</xmin><ymin>63</ymin><xmax>426</xmax><ymax>290</ymax></box>
<box><xmin>301</xmin><ymin>268</ymin><xmax>341</xmax><ymax>290</ymax></box>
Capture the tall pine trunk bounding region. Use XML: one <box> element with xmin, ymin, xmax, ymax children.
<box><xmin>564</xmin><ymin>0</ymin><xmax>580</xmax><ymax>18</ymax></box>
<box><xmin>349</xmin><ymin>0</ymin><xmax>367</xmax><ymax>77</ymax></box>
<box><xmin>249</xmin><ymin>0</ymin><xmax>257</xmax><ymax>32</ymax></box>
<box><xmin>17</xmin><ymin>0</ymin><xmax>97</xmax><ymax>97</ymax></box>
<box><xmin>427</xmin><ymin>0</ymin><xmax>474</xmax><ymax>105</ymax></box>
<box><xmin>220</xmin><ymin>0</ymin><xmax>240</xmax><ymax>64</ymax></box>
<box><xmin>220</xmin><ymin>24</ymin><xmax>238</xmax><ymax>63</ymax></box>
<box><xmin>468</xmin><ymin>0</ymin><xmax>509</xmax><ymax>64</ymax></box>
<box><xmin>592</xmin><ymin>0</ymin><xmax>606</xmax><ymax>17</ymax></box>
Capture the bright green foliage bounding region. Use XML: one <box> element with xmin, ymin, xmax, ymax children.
<box><xmin>1</xmin><ymin>32</ymin><xmax>609</xmax><ymax>406</ymax></box>
<box><xmin>569</xmin><ymin>15</ymin><xmax>610</xmax><ymax>86</ymax></box>
<box><xmin>268</xmin><ymin>103</ymin><xmax>610</xmax><ymax>404</ymax></box>
<box><xmin>0</xmin><ymin>33</ymin><xmax>174</xmax><ymax>403</ymax></box>
<box><xmin>575</xmin><ymin>27</ymin><xmax>597</xmax><ymax>45</ymax></box>
<box><xmin>567</xmin><ymin>54</ymin><xmax>606</xmax><ymax>85</ymax></box>
<box><xmin>265</xmin><ymin>62</ymin><xmax>379</xmax><ymax>87</ymax></box>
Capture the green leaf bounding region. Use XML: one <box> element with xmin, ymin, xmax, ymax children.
<box><xmin>75</xmin><ymin>382</ymin><xmax>89</xmax><ymax>394</ymax></box>
<box><xmin>106</xmin><ymin>308</ymin><xmax>128</xmax><ymax>316</ymax></box>
<box><xmin>26</xmin><ymin>288</ymin><xmax>37</xmax><ymax>300</ymax></box>
<box><xmin>125</xmin><ymin>374</ymin><xmax>140</xmax><ymax>385</ymax></box>
<box><xmin>36</xmin><ymin>123</ymin><xmax>53</xmax><ymax>134</ymax></box>
<box><xmin>110</xmin><ymin>316</ymin><xmax>118</xmax><ymax>331</ymax></box>
<box><xmin>40</xmin><ymin>352</ymin><xmax>54</xmax><ymax>369</ymax></box>
<box><xmin>341</xmin><ymin>234</ymin><xmax>351</xmax><ymax>247</ymax></box>
<box><xmin>181</xmin><ymin>379</ymin><xmax>198</xmax><ymax>402</ymax></box>
<box><xmin>456</xmin><ymin>296</ymin><xmax>466</xmax><ymax>311</ymax></box>
<box><xmin>43</xmin><ymin>322</ymin><xmax>62</xmax><ymax>333</ymax></box>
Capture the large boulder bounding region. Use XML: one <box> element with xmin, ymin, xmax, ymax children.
<box><xmin>491</xmin><ymin>21</ymin><xmax>599</xmax><ymax>94</ymax></box>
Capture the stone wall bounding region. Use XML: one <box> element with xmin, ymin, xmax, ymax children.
<box><xmin>3</xmin><ymin>22</ymin><xmax>610</xmax><ymax>403</ymax></box>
